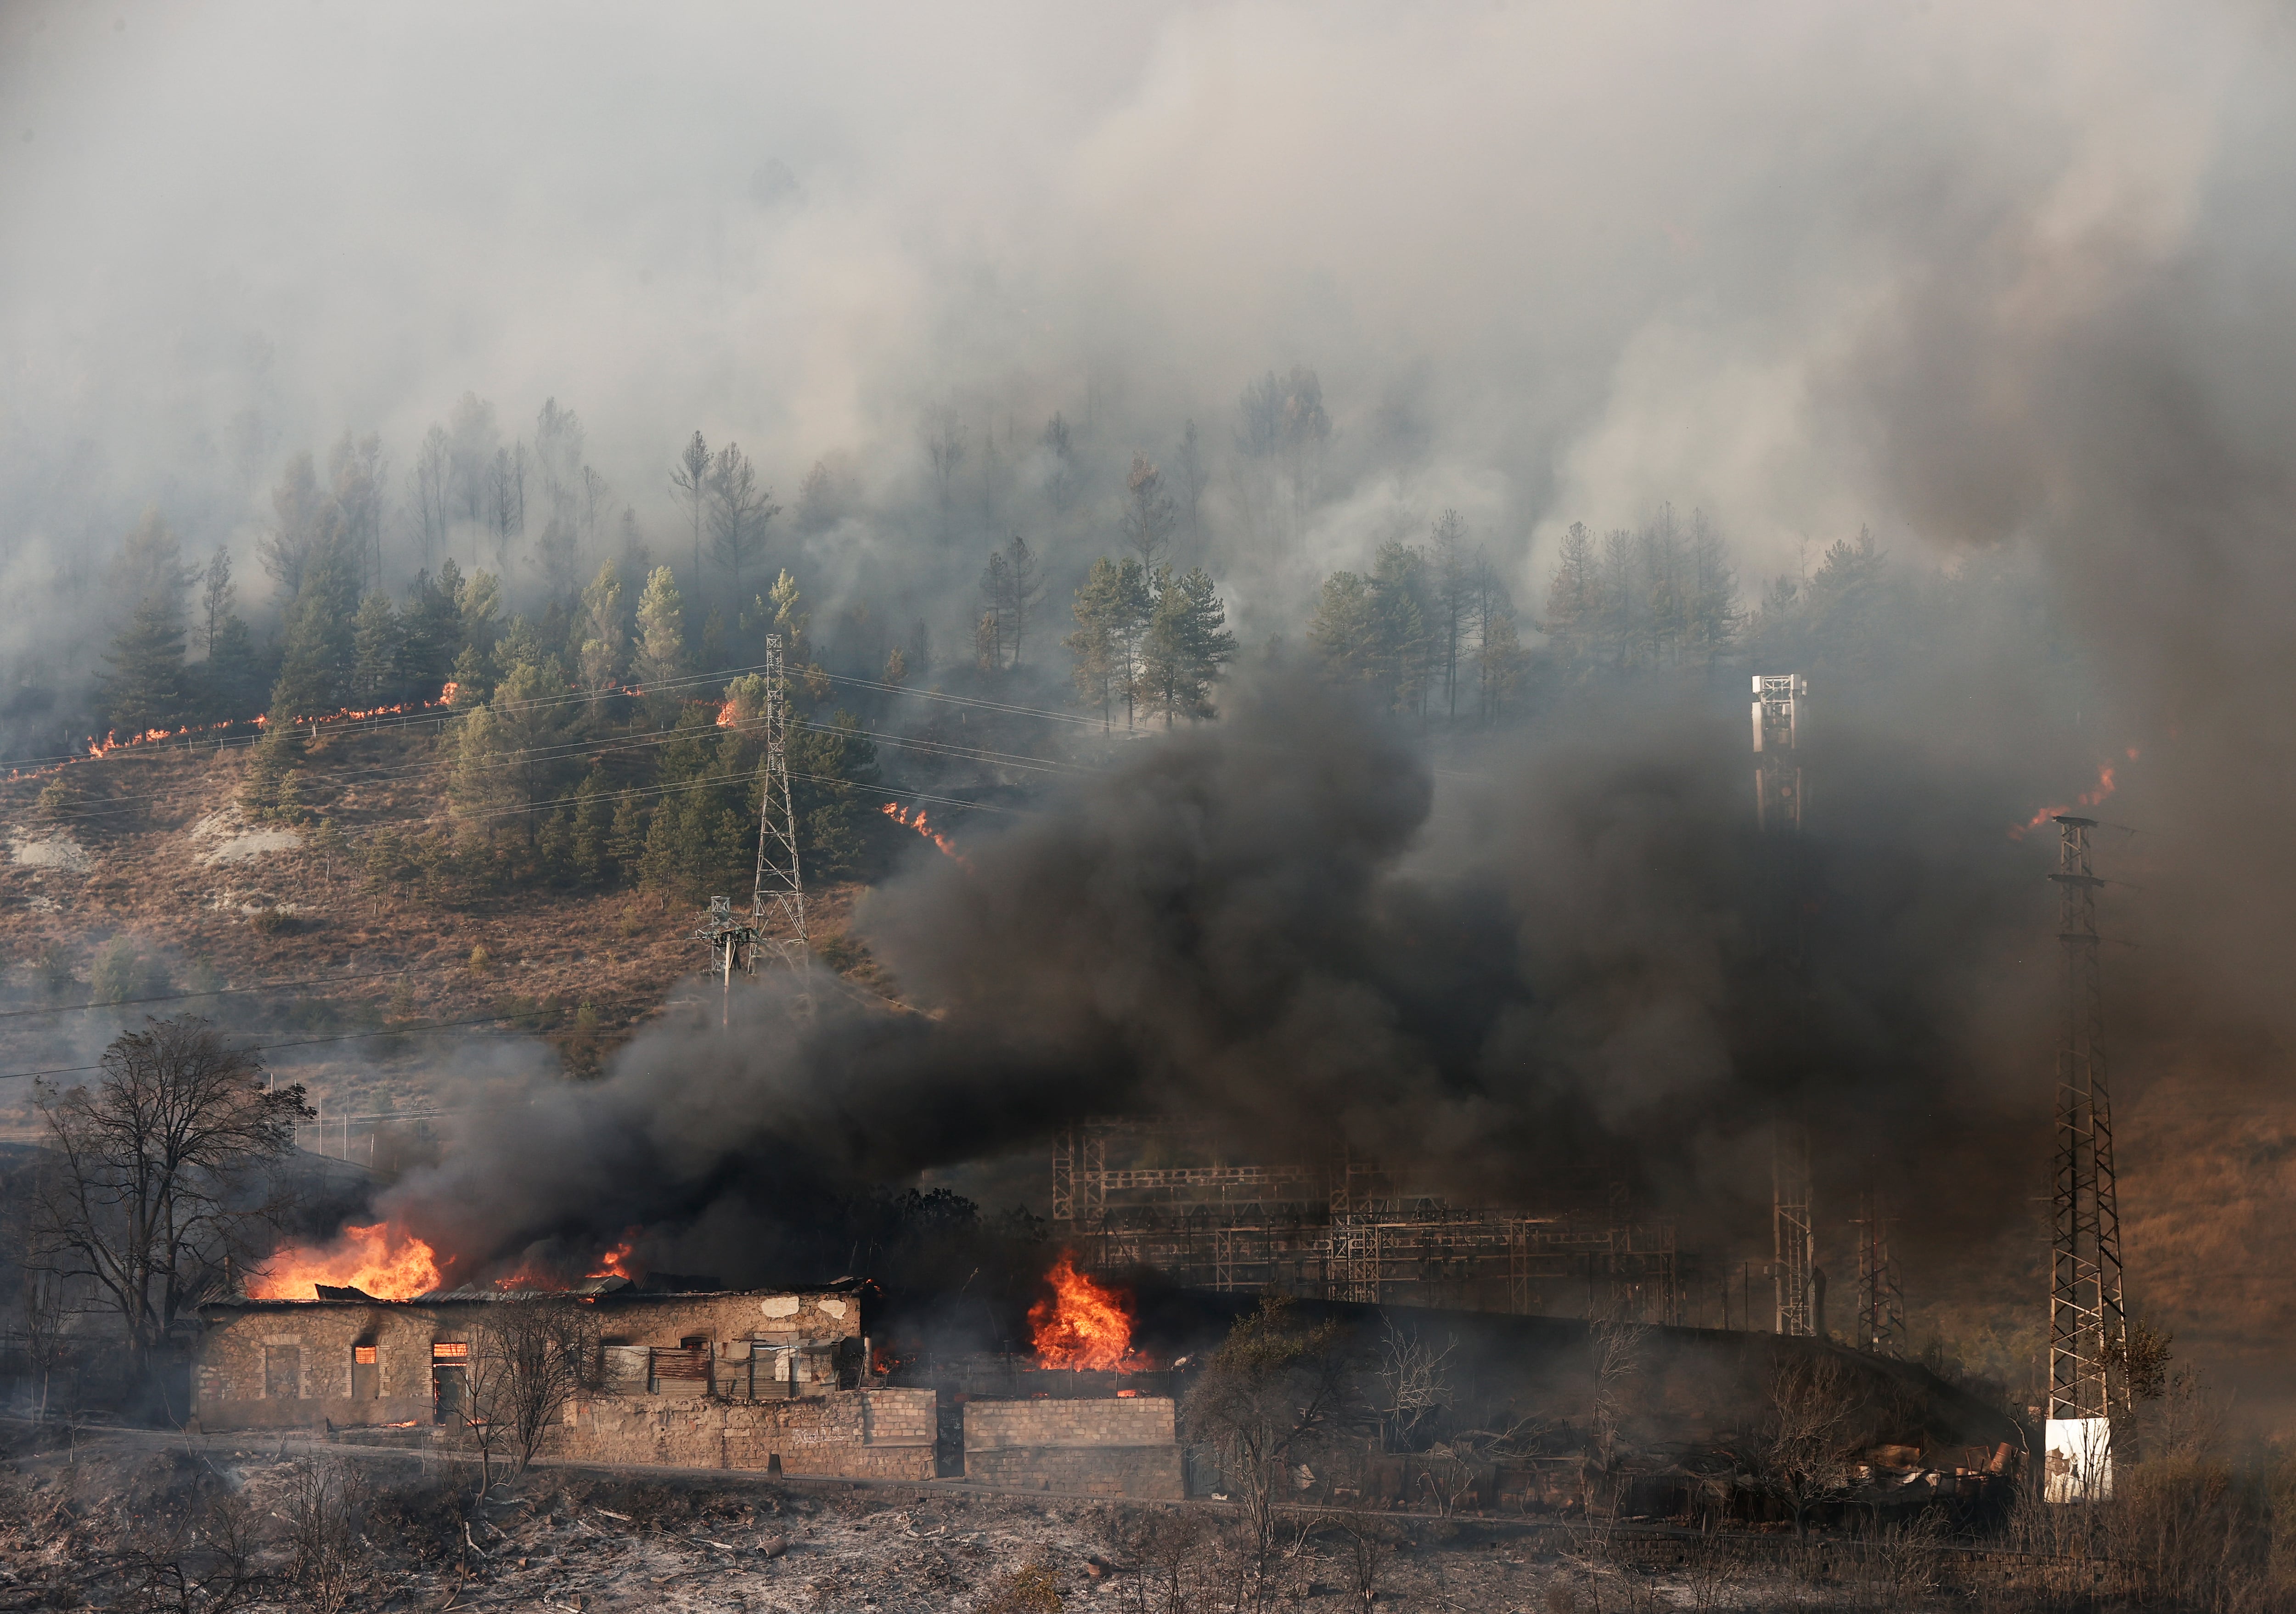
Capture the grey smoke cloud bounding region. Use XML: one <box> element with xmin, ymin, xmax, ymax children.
<box><xmin>10</xmin><ymin>0</ymin><xmax>2296</xmax><ymax>1395</ymax></box>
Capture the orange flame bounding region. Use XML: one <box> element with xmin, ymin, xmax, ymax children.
<box><xmin>2010</xmin><ymin>757</ymin><xmax>2130</xmax><ymax>840</ymax></box>
<box><xmin>1029</xmin><ymin>1251</ymin><xmax>1141</xmax><ymax>1372</ymax></box>
<box><xmin>248</xmin><ymin>1222</ymin><xmax>445</xmax><ymax>1300</ymax></box>
<box><xmin>716</xmin><ymin>698</ymin><xmax>740</xmax><ymax>728</ymax></box>
<box><xmin>882</xmin><ymin>801</ymin><xmax>963</xmax><ymax>861</ymax></box>
<box><xmin>587</xmin><ymin>1232</ymin><xmax>642</xmax><ymax>1282</ymax></box>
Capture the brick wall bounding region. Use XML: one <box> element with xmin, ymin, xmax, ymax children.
<box><xmin>552</xmin><ymin>1388</ymin><xmax>934</xmax><ymax>1480</ymax></box>
<box><xmin>961</xmin><ymin>1397</ymin><xmax>1183</xmax><ymax>1498</ymax></box>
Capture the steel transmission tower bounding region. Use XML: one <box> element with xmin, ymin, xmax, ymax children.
<box><xmin>692</xmin><ymin>634</ymin><xmax>813</xmax><ymax>1019</ymax></box>
<box><xmin>1772</xmin><ymin>1122</ymin><xmax>1815</xmax><ymax>1336</ymax></box>
<box><xmin>2046</xmin><ymin>814</ymin><xmax>2124</xmax><ymax>1498</ymax></box>
<box><xmin>1754</xmin><ymin>672</ymin><xmax>1818</xmax><ymax>1337</ymax></box>
<box><xmin>1851</xmin><ymin>1190</ymin><xmax>1906</xmax><ymax>1355</ymax></box>
<box><xmin>1752</xmin><ymin>674</ymin><xmax>1807</xmax><ymax>832</ymax></box>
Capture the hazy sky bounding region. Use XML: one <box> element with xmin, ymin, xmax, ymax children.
<box><xmin>6</xmin><ymin>0</ymin><xmax>2285</xmax><ymax>607</ymax></box>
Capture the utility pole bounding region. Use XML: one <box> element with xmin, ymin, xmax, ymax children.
<box><xmin>2046</xmin><ymin>813</ymin><xmax>2125</xmax><ymax>1500</ymax></box>
<box><xmin>1851</xmin><ymin>1190</ymin><xmax>1905</xmax><ymax>1355</ymax></box>
<box><xmin>692</xmin><ymin>634</ymin><xmax>813</xmax><ymax>1020</ymax></box>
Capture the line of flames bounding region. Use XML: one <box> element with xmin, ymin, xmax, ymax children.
<box><xmin>2009</xmin><ymin>748</ymin><xmax>2139</xmax><ymax>840</ymax></box>
<box><xmin>248</xmin><ymin>1222</ymin><xmax>645</xmax><ymax>1301</ymax></box>
<box><xmin>11</xmin><ymin>677</ymin><xmax>768</xmax><ymax>786</ymax></box>
<box><xmin>882</xmin><ymin>801</ymin><xmax>963</xmax><ymax>861</ymax></box>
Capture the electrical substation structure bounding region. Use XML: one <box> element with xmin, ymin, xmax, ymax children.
<box><xmin>2045</xmin><ymin>813</ymin><xmax>2126</xmax><ymax>1501</ymax></box>
<box><xmin>1050</xmin><ymin>1120</ymin><xmax>1684</xmax><ymax>1324</ymax></box>
<box><xmin>692</xmin><ymin>633</ymin><xmax>814</xmax><ymax>1020</ymax></box>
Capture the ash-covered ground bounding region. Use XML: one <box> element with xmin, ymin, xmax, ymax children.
<box><xmin>0</xmin><ymin>1418</ymin><xmax>1992</xmax><ymax>1613</ymax></box>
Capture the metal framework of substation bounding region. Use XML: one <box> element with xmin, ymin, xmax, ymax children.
<box><xmin>1050</xmin><ymin>1120</ymin><xmax>1685</xmax><ymax>1324</ymax></box>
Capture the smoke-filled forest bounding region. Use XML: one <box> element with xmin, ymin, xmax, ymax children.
<box><xmin>6</xmin><ymin>3</ymin><xmax>2296</xmax><ymax>1609</ymax></box>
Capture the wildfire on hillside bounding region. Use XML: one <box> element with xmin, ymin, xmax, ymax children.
<box><xmin>248</xmin><ymin>1222</ymin><xmax>445</xmax><ymax>1300</ymax></box>
<box><xmin>1029</xmin><ymin>1251</ymin><xmax>1142</xmax><ymax>1372</ymax></box>
<box><xmin>882</xmin><ymin>801</ymin><xmax>963</xmax><ymax>861</ymax></box>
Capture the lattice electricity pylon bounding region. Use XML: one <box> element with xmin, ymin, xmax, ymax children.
<box><xmin>1851</xmin><ymin>1191</ymin><xmax>1906</xmax><ymax>1356</ymax></box>
<box><xmin>2049</xmin><ymin>815</ymin><xmax>2127</xmax><ymax>1428</ymax></box>
<box><xmin>1752</xmin><ymin>674</ymin><xmax>1808</xmax><ymax>832</ymax></box>
<box><xmin>749</xmin><ymin>633</ymin><xmax>814</xmax><ymax>1018</ymax></box>
<box><xmin>1773</xmin><ymin>1121</ymin><xmax>1816</xmax><ymax>1336</ymax></box>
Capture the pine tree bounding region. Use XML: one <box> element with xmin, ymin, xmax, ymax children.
<box><xmin>1542</xmin><ymin>521</ymin><xmax>1604</xmax><ymax>676</ymax></box>
<box><xmin>706</xmin><ymin>444</ymin><xmax>778</xmax><ymax>607</ymax></box>
<box><xmin>1137</xmin><ymin>566</ymin><xmax>1236</xmax><ymax>725</ymax></box>
<box><xmin>350</xmin><ymin>591</ymin><xmax>403</xmax><ymax>704</ymax></box>
<box><xmin>769</xmin><ymin>569</ymin><xmax>809</xmax><ymax>663</ymax></box>
<box><xmin>202</xmin><ymin>613</ymin><xmax>266</xmax><ymax>719</ymax></box>
<box><xmin>1064</xmin><ymin>557</ymin><xmax>1151</xmax><ymax>729</ymax></box>
<box><xmin>1307</xmin><ymin>572</ymin><xmax>1381</xmax><ymax>688</ymax></box>
<box><xmin>98</xmin><ymin>512</ymin><xmax>192</xmax><ymax>735</ymax></box>
<box><xmin>1429</xmin><ymin>510</ymin><xmax>1470</xmax><ymax>718</ymax></box>
<box><xmin>633</xmin><ymin>566</ymin><xmax>687</xmax><ymax>691</ymax></box>
<box><xmin>399</xmin><ymin>563</ymin><xmax>462</xmax><ymax>700</ymax></box>
<box><xmin>1121</xmin><ymin>455</ymin><xmax>1176</xmax><ymax>573</ymax></box>
<box><xmin>577</xmin><ymin>559</ymin><xmax>625</xmax><ymax>696</ymax></box>
<box><xmin>1368</xmin><ymin>542</ymin><xmax>1435</xmax><ymax>716</ymax></box>
<box><xmin>98</xmin><ymin>595</ymin><xmax>188</xmax><ymax>737</ymax></box>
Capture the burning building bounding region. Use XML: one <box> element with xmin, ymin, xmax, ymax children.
<box><xmin>191</xmin><ymin>1279</ymin><xmax>939</xmax><ymax>1480</ymax></box>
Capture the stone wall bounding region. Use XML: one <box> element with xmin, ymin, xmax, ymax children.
<box><xmin>962</xmin><ymin>1397</ymin><xmax>1184</xmax><ymax>1498</ymax></box>
<box><xmin>551</xmin><ymin>1387</ymin><xmax>934</xmax><ymax>1480</ymax></box>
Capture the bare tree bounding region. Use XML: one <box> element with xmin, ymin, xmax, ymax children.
<box><xmin>1586</xmin><ymin>1302</ymin><xmax>1647</xmax><ymax>1515</ymax></box>
<box><xmin>462</xmin><ymin>1298</ymin><xmax>604</xmax><ymax>1490</ymax></box>
<box><xmin>1373</xmin><ymin>1314</ymin><xmax>1455</xmax><ymax>1451</ymax></box>
<box><xmin>1755</xmin><ymin>1353</ymin><xmax>1861</xmax><ymax>1537</ymax></box>
<box><xmin>199</xmin><ymin>545</ymin><xmax>236</xmax><ymax>660</ymax></box>
<box><xmin>280</xmin><ymin>1458</ymin><xmax>367</xmax><ymax>1614</ymax></box>
<box><xmin>411</xmin><ymin>424</ymin><xmax>451</xmax><ymax>569</ymax></box>
<box><xmin>669</xmin><ymin>430</ymin><xmax>711</xmax><ymax>587</ymax></box>
<box><xmin>29</xmin><ymin>1018</ymin><xmax>308</xmax><ymax>1375</ymax></box>
<box><xmin>1182</xmin><ymin>1295</ymin><xmax>1354</xmax><ymax>1565</ymax></box>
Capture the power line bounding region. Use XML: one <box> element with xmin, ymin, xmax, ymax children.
<box><xmin>0</xmin><ymin>969</ymin><xmax>388</xmax><ymax>1021</ymax></box>
<box><xmin>1</xmin><ymin>1011</ymin><xmax>534</xmax><ymax>1081</ymax></box>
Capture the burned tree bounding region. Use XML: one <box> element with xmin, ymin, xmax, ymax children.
<box><xmin>462</xmin><ymin>1297</ymin><xmax>604</xmax><ymax>1487</ymax></box>
<box><xmin>1182</xmin><ymin>1295</ymin><xmax>1354</xmax><ymax>1562</ymax></box>
<box><xmin>29</xmin><ymin>1018</ymin><xmax>308</xmax><ymax>1378</ymax></box>
<box><xmin>1753</xmin><ymin>1353</ymin><xmax>1863</xmax><ymax>1536</ymax></box>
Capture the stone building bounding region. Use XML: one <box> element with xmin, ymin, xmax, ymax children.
<box><xmin>190</xmin><ymin>1279</ymin><xmax>936</xmax><ymax>1481</ymax></box>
